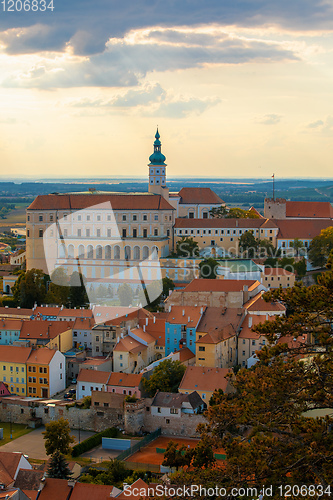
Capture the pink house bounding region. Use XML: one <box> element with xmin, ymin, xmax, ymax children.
<box><xmin>107</xmin><ymin>372</ymin><xmax>142</xmax><ymax>398</ymax></box>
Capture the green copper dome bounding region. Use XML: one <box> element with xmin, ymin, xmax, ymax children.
<box><xmin>149</xmin><ymin>128</ymin><xmax>166</xmax><ymax>165</ymax></box>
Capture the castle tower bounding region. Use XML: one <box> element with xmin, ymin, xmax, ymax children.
<box><xmin>148</xmin><ymin>128</ymin><xmax>169</xmax><ymax>200</ymax></box>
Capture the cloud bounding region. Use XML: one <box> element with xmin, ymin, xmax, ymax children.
<box><xmin>307</xmin><ymin>119</ymin><xmax>324</xmax><ymax>128</ymax></box>
<box><xmin>306</xmin><ymin>116</ymin><xmax>333</xmax><ymax>135</ymax></box>
<box><xmin>0</xmin><ymin>0</ymin><xmax>332</xmax><ymax>57</ymax></box>
<box><xmin>151</xmin><ymin>96</ymin><xmax>221</xmax><ymax>118</ymax></box>
<box><xmin>0</xmin><ymin>28</ymin><xmax>299</xmax><ymax>89</ymax></box>
<box><xmin>258</xmin><ymin>114</ymin><xmax>282</xmax><ymax>125</ymax></box>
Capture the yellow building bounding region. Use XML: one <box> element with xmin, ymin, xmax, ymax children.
<box><xmin>27</xmin><ymin>347</ymin><xmax>66</xmax><ymax>398</ymax></box>
<box><xmin>195</xmin><ymin>308</ymin><xmax>242</xmax><ymax>368</ymax></box>
<box><xmin>0</xmin><ymin>345</ymin><xmax>32</xmax><ymax>396</ymax></box>
<box><xmin>113</xmin><ymin>328</ymin><xmax>156</xmax><ymax>373</ymax></box>
<box><xmin>262</xmin><ymin>267</ymin><xmax>295</xmax><ymax>289</ymax></box>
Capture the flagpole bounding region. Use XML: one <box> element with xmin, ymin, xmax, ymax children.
<box><xmin>272</xmin><ymin>174</ymin><xmax>275</xmax><ymax>201</ymax></box>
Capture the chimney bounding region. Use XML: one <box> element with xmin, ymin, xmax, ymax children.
<box><xmin>200</xmin><ymin>307</ymin><xmax>203</xmax><ymax>315</ymax></box>
<box><xmin>248</xmin><ymin>316</ymin><xmax>252</xmax><ymax>328</ymax></box>
<box><xmin>243</xmin><ymin>285</ymin><xmax>249</xmax><ymax>303</ymax></box>
<box><xmin>68</xmin><ymin>480</ymin><xmax>75</xmax><ymax>487</ymax></box>
<box><xmin>169</xmin><ymin>305</ymin><xmax>171</xmax><ymax>312</ymax></box>
<box><xmin>182</xmin><ymin>309</ymin><xmax>185</xmax><ymax>316</ymax></box>
<box><xmin>153</xmin><ymin>316</ymin><xmax>156</xmax><ymax>324</ymax></box>
<box><xmin>146</xmin><ymin>318</ymin><xmax>148</xmax><ymax>326</ymax></box>
<box><xmin>188</xmin><ymin>316</ymin><xmax>190</xmax><ymax>323</ymax></box>
<box><xmin>143</xmin><ymin>325</ymin><xmax>146</xmax><ymax>332</ymax></box>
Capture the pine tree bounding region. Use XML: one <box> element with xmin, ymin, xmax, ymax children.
<box><xmin>47</xmin><ymin>450</ymin><xmax>72</xmax><ymax>479</ymax></box>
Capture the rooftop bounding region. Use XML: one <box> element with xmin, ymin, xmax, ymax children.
<box><xmin>0</xmin><ymin>451</ymin><xmax>24</xmax><ymax>486</ymax></box>
<box><xmin>178</xmin><ymin>187</ymin><xmax>223</xmax><ymax>205</ymax></box>
<box><xmin>286</xmin><ymin>201</ymin><xmax>333</xmax><ymax>218</ymax></box>
<box><xmin>77</xmin><ymin>369</ymin><xmax>110</xmax><ymax>384</ymax></box>
<box><xmin>28</xmin><ymin>193</ymin><xmax>174</xmax><ymax>212</ymax></box>
<box><xmin>196</xmin><ymin>307</ymin><xmax>243</xmax><ymax>343</ymax></box>
<box><xmin>0</xmin><ymin>345</ymin><xmax>32</xmax><ymax>364</ymax></box>
<box><xmin>27</xmin><ymin>348</ymin><xmax>58</xmax><ymax>365</ymax></box>
<box><xmin>275</xmin><ymin>219</ymin><xmax>333</xmax><ymax>240</ymax></box>
<box><xmin>107</xmin><ymin>372</ymin><xmax>142</xmax><ymax>387</ymax></box>
<box><xmin>244</xmin><ymin>292</ymin><xmax>286</xmax><ymax>312</ymax></box>
<box><xmin>174</xmin><ymin>217</ymin><xmax>276</xmax><ymax>228</ymax></box>
<box><xmin>179</xmin><ymin>366</ymin><xmax>233</xmax><ymax>393</ymax></box>
<box><xmin>183</xmin><ymin>278</ymin><xmax>259</xmax><ymax>293</ymax></box>
<box><xmin>151</xmin><ymin>390</ymin><xmax>203</xmax><ymax>409</ymax></box>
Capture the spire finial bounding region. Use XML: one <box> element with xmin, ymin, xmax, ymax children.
<box><xmin>155</xmin><ymin>127</ymin><xmax>160</xmax><ymax>140</ymax></box>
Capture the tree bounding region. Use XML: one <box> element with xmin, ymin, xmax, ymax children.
<box><xmin>290</xmin><ymin>237</ymin><xmax>304</xmax><ymax>257</ymax></box>
<box><xmin>238</xmin><ymin>230</ymin><xmax>258</xmax><ymax>258</ymax></box>
<box><xmin>142</xmin><ymin>359</ymin><xmax>186</xmax><ymax>396</ymax></box>
<box><xmin>79</xmin><ymin>459</ymin><xmax>129</xmax><ymax>486</ymax></box>
<box><xmin>257</xmin><ymin>238</ymin><xmax>277</xmax><ymax>259</ymax></box>
<box><xmin>43</xmin><ymin>418</ymin><xmax>75</xmax><ymax>456</ymax></box>
<box><xmin>226</xmin><ymin>207</ymin><xmax>259</xmax><ymax>219</ymax></box>
<box><xmin>172</xmin><ymin>271</ymin><xmax>333</xmax><ymax>492</ymax></box>
<box><xmin>162</xmin><ymin>276</ymin><xmax>175</xmax><ymax>298</ymax></box>
<box><xmin>117</xmin><ymin>283</ymin><xmax>134</xmax><ymax>306</ymax></box>
<box><xmin>45</xmin><ymin>267</ymin><xmax>69</xmax><ymax>306</ymax></box>
<box><xmin>308</xmin><ymin>226</ymin><xmax>333</xmax><ymax>267</ymax></box>
<box><xmin>47</xmin><ymin>450</ymin><xmax>72</xmax><ymax>479</ymax></box>
<box><xmin>199</xmin><ymin>258</ymin><xmax>219</xmax><ymax>279</ymax></box>
<box><xmin>209</xmin><ymin>205</ymin><xmax>228</xmax><ymax>218</ymax></box>
<box><xmin>294</xmin><ymin>257</ymin><xmax>307</xmax><ymax>278</ymax></box>
<box><xmin>191</xmin><ymin>436</ymin><xmax>216</xmax><ymax>469</ymax></box>
<box><xmin>12</xmin><ymin>268</ymin><xmax>48</xmax><ymax>308</ymax></box>
<box><xmin>68</xmin><ymin>271</ymin><xmax>88</xmax><ymax>307</ymax></box>
<box><xmin>162</xmin><ymin>441</ymin><xmax>193</xmax><ymax>471</ymax></box>
<box><xmin>175</xmin><ymin>237</ymin><xmax>199</xmax><ymax>258</ymax></box>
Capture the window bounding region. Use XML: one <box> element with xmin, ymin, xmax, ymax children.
<box><xmin>143</xmin><ymin>214</ymin><xmax>148</xmax><ymax>221</ymax></box>
<box><xmin>122</xmin><ymin>229</ymin><xmax>127</xmax><ymax>238</ymax></box>
<box><xmin>123</xmin><ymin>390</ymin><xmax>126</xmax><ymax>395</ymax></box>
<box><xmin>166</xmin><ymin>419</ymin><xmax>170</xmax><ymax>424</ymax></box>
<box><xmin>64</xmin><ymin>229</ymin><xmax>68</xmax><ymax>237</ymax></box>
<box><xmin>2</xmin><ymin>366</ymin><xmax>5</xmax><ymax>371</ymax></box>
<box><xmin>143</xmin><ymin>229</ymin><xmax>147</xmax><ymax>238</ymax></box>
<box><xmin>44</xmin><ymin>378</ymin><xmax>47</xmax><ymax>384</ymax></box>
<box><xmin>122</xmin><ymin>215</ymin><xmax>127</xmax><ymax>221</ymax></box>
<box><xmin>133</xmin><ymin>214</ymin><xmax>137</xmax><ymax>221</ymax></box>
<box><xmin>120</xmin><ymin>354</ymin><xmax>123</xmax><ymax>359</ymax></box>
<box><xmin>82</xmin><ymin>385</ymin><xmax>85</xmax><ymax>390</ymax></box>
<box><xmin>104</xmin><ymin>402</ymin><xmax>109</xmax><ymax>407</ymax></box>
<box><xmin>107</xmin><ymin>214</ymin><xmax>111</xmax><ymax>221</ymax></box>
<box><xmin>86</xmin><ymin>229</ymin><xmax>90</xmax><ymax>237</ymax></box>
<box><xmin>39</xmin><ymin>378</ymin><xmax>43</xmax><ymax>383</ymax></box>
<box><xmin>252</xmin><ymin>340</ymin><xmax>256</xmax><ymax>346</ymax></box>
<box><xmin>50</xmin><ymin>215</ymin><xmax>53</xmax><ymax>222</ymax></box>
<box><xmin>154</xmin><ymin>214</ymin><xmax>158</xmax><ymax>221</ymax></box>
<box><xmin>78</xmin><ymin>215</ymin><xmax>82</xmax><ymax>221</ymax></box>
<box><xmin>94</xmin><ymin>402</ymin><xmax>100</xmax><ymax>406</ymax></box>
<box><xmin>242</xmin><ymin>351</ymin><xmax>245</xmax><ymax>356</ymax></box>
<box><xmin>203</xmin><ymin>212</ymin><xmax>208</xmax><ymax>219</ymax></box>
<box><xmin>97</xmin><ymin>215</ymin><xmax>101</xmax><ymax>221</ymax></box>
<box><xmin>157</xmin><ymin>407</ymin><xmax>161</xmax><ymax>413</ymax></box>
<box><xmin>29</xmin><ymin>387</ymin><xmax>32</xmax><ymax>393</ymax></box>
<box><xmin>154</xmin><ymin>228</ymin><xmax>158</xmax><ymax>236</ymax></box>
<box><xmin>39</xmin><ymin>215</ymin><xmax>43</xmax><ymax>221</ymax></box>
<box><xmin>133</xmin><ymin>228</ymin><xmax>137</xmax><ymax>238</ymax></box>
<box><xmin>202</xmin><ymin>394</ymin><xmax>206</xmax><ymax>399</ymax></box>
<box><xmin>170</xmin><ymin>408</ymin><xmax>178</xmax><ymax>414</ymax></box>
<box><xmin>33</xmin><ymin>377</ymin><xmax>36</xmax><ymax>383</ymax></box>
<box><xmin>39</xmin><ymin>367</ymin><xmax>43</xmax><ymax>373</ymax></box>
<box><xmin>60</xmin><ymin>374</ymin><xmax>62</xmax><ymax>379</ymax></box>
<box><xmin>39</xmin><ymin>229</ymin><xmax>43</xmax><ymax>238</ymax></box>
<box><xmin>27</xmin><ymin>215</ymin><xmax>30</xmax><ymax>221</ymax></box>
<box><xmin>33</xmin><ymin>388</ymin><xmax>36</xmax><ymax>394</ymax></box>
<box><xmin>97</xmin><ymin>229</ymin><xmax>101</xmax><ymax>237</ymax></box>
<box><xmin>87</xmin><ymin>215</ymin><xmax>90</xmax><ymax>221</ymax></box>
<box><xmin>60</xmin><ymin>363</ymin><xmax>62</xmax><ymax>369</ymax></box>
<box><xmin>27</xmin><ymin>229</ymin><xmax>30</xmax><ymax>237</ymax></box>
<box><xmin>44</xmin><ymin>368</ymin><xmax>47</xmax><ymax>374</ymax></box>
<box><xmin>96</xmin><ymin>336</ymin><xmax>99</xmax><ymax>341</ymax></box>
<box><xmin>198</xmin><ymin>346</ymin><xmax>205</xmax><ymax>351</ymax></box>
<box><xmin>189</xmin><ymin>212</ymin><xmax>194</xmax><ymax>218</ymax></box>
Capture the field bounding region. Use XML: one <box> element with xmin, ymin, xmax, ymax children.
<box><xmin>0</xmin><ymin>202</ymin><xmax>29</xmax><ymax>230</ymax></box>
<box><xmin>125</xmin><ymin>435</ymin><xmax>226</xmax><ymax>468</ymax></box>
<box><xmin>0</xmin><ymin>422</ymin><xmax>32</xmax><ymax>445</ymax></box>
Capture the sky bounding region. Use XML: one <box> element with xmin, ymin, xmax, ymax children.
<box><xmin>0</xmin><ymin>0</ymin><xmax>332</xmax><ymax>179</ymax></box>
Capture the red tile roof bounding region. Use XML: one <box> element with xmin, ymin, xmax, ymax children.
<box><xmin>183</xmin><ymin>279</ymin><xmax>259</xmax><ymax>293</ymax></box>
<box><xmin>73</xmin><ymin>318</ymin><xmax>95</xmax><ymax>330</ymax></box>
<box><xmin>58</xmin><ymin>309</ymin><xmax>93</xmax><ymax>319</ymax></box>
<box><xmin>275</xmin><ymin>219</ymin><xmax>333</xmax><ymax>240</ymax></box>
<box><xmin>33</xmin><ymin>307</ymin><xmax>61</xmax><ymax>317</ymax></box>
<box><xmin>166</xmin><ymin>306</ymin><xmax>204</xmax><ymax>326</ymax></box>
<box><xmin>0</xmin><ymin>319</ymin><xmax>24</xmax><ymax>331</ymax></box>
<box><xmin>70</xmin><ymin>482</ymin><xmax>115</xmax><ymax>500</ymax></box>
<box><xmin>27</xmin><ymin>348</ymin><xmax>58</xmax><ymax>365</ymax></box>
<box><xmin>0</xmin><ymin>308</ymin><xmax>33</xmax><ymax>319</ymax></box>
<box><xmin>0</xmin><ymin>451</ymin><xmax>23</xmax><ymax>486</ymax></box>
<box><xmin>286</xmin><ymin>201</ymin><xmax>333</xmax><ymax>218</ymax></box>
<box><xmin>20</xmin><ymin>321</ymin><xmax>73</xmax><ymax>340</ymax></box>
<box><xmin>37</xmin><ymin>478</ymin><xmax>72</xmax><ymax>500</ymax></box>
<box><xmin>244</xmin><ymin>292</ymin><xmax>286</xmax><ymax>311</ymax></box>
<box><xmin>263</xmin><ymin>267</ymin><xmax>295</xmax><ymax>277</ymax></box>
<box><xmin>178</xmin><ymin>187</ymin><xmax>223</xmax><ymax>205</ymax></box>
<box><xmin>77</xmin><ymin>369</ymin><xmax>110</xmax><ymax>384</ymax></box>
<box><xmin>179</xmin><ymin>366</ymin><xmax>233</xmax><ymax>393</ymax></box>
<box><xmin>113</xmin><ymin>336</ymin><xmax>144</xmax><ymax>354</ymax></box>
<box><xmin>107</xmin><ymin>372</ymin><xmax>142</xmax><ymax>387</ymax></box>
<box><xmin>196</xmin><ymin>307</ymin><xmax>243</xmax><ymax>342</ymax></box>
<box><xmin>174</xmin><ymin>218</ymin><xmax>277</xmax><ymax>229</ymax></box>
<box><xmin>0</xmin><ymin>346</ymin><xmax>32</xmax><ymax>364</ymax></box>
<box><xmin>138</xmin><ymin>315</ymin><xmax>166</xmax><ymax>347</ymax></box>
<box><xmin>28</xmin><ymin>193</ymin><xmax>174</xmax><ymax>211</ymax></box>
<box><xmin>175</xmin><ymin>347</ymin><xmax>195</xmax><ymax>362</ymax></box>
<box><xmin>238</xmin><ymin>314</ymin><xmax>276</xmax><ymax>339</ymax></box>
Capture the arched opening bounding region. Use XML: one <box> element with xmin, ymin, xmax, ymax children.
<box><xmin>114</xmin><ymin>245</ymin><xmax>120</xmax><ymax>260</ymax></box>
<box><xmin>67</xmin><ymin>244</ymin><xmax>75</xmax><ymax>259</ymax></box>
<box><xmin>133</xmin><ymin>246</ymin><xmax>140</xmax><ymax>260</ymax></box>
<box><xmin>5</xmin><ymin>285</ymin><xmax>10</xmax><ymax>294</ymax></box>
<box><xmin>87</xmin><ymin>245</ymin><xmax>94</xmax><ymax>259</ymax></box>
<box><xmin>151</xmin><ymin>246</ymin><xmax>159</xmax><ymax>260</ymax></box>
<box><xmin>124</xmin><ymin>246</ymin><xmax>131</xmax><ymax>260</ymax></box>
<box><xmin>142</xmin><ymin>246</ymin><xmax>149</xmax><ymax>260</ymax></box>
<box><xmin>96</xmin><ymin>245</ymin><xmax>103</xmax><ymax>259</ymax></box>
<box><xmin>78</xmin><ymin>245</ymin><xmax>85</xmax><ymax>259</ymax></box>
<box><xmin>105</xmin><ymin>245</ymin><xmax>111</xmax><ymax>260</ymax></box>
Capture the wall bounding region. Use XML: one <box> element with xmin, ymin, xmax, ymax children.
<box><xmin>49</xmin><ymin>351</ymin><xmax>66</xmax><ymax>397</ymax></box>
<box><xmin>264</xmin><ymin>198</ymin><xmax>287</xmax><ymax>219</ymax></box>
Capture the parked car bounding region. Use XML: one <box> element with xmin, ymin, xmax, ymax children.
<box><xmin>71</xmin><ymin>378</ymin><xmax>77</xmax><ymax>384</ymax></box>
<box><xmin>68</xmin><ymin>389</ymin><xmax>76</xmax><ymax>395</ymax></box>
<box><xmin>64</xmin><ymin>393</ymin><xmax>72</xmax><ymax>399</ymax></box>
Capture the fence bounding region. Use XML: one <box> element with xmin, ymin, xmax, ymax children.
<box><xmin>123</xmin><ymin>461</ymin><xmax>161</xmax><ymax>473</ymax></box>
<box><xmin>116</xmin><ymin>428</ymin><xmax>161</xmax><ymax>461</ymax></box>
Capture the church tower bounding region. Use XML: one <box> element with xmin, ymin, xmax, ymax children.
<box><xmin>148</xmin><ymin>128</ymin><xmax>169</xmax><ymax>200</ymax></box>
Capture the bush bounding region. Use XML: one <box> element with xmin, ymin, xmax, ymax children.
<box><xmin>71</xmin><ymin>427</ymin><xmax>118</xmax><ymax>457</ymax></box>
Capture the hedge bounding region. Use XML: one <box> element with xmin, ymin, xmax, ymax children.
<box><xmin>71</xmin><ymin>427</ymin><xmax>118</xmax><ymax>457</ymax></box>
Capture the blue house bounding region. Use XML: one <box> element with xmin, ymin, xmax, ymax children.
<box><xmin>165</xmin><ymin>306</ymin><xmax>205</xmax><ymax>355</ymax></box>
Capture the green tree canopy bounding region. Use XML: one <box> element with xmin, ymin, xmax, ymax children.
<box><xmin>117</xmin><ymin>283</ymin><xmax>134</xmax><ymax>306</ymax></box>
<box><xmin>47</xmin><ymin>450</ymin><xmax>72</xmax><ymax>479</ymax></box>
<box><xmin>142</xmin><ymin>359</ymin><xmax>186</xmax><ymax>396</ymax></box>
<box><xmin>162</xmin><ymin>441</ymin><xmax>193</xmax><ymax>471</ymax></box>
<box><xmin>199</xmin><ymin>258</ymin><xmax>219</xmax><ymax>279</ymax></box>
<box><xmin>45</xmin><ymin>267</ymin><xmax>70</xmax><ymax>306</ymax></box>
<box><xmin>308</xmin><ymin>226</ymin><xmax>333</xmax><ymax>267</ymax></box>
<box><xmin>68</xmin><ymin>271</ymin><xmax>89</xmax><ymax>308</ymax></box>
<box><xmin>238</xmin><ymin>230</ymin><xmax>258</xmax><ymax>258</ymax></box>
<box><xmin>12</xmin><ymin>268</ymin><xmax>48</xmax><ymax>308</ymax></box>
<box><xmin>43</xmin><ymin>418</ymin><xmax>75</xmax><ymax>456</ymax></box>
<box><xmin>175</xmin><ymin>237</ymin><xmax>199</xmax><ymax>258</ymax></box>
